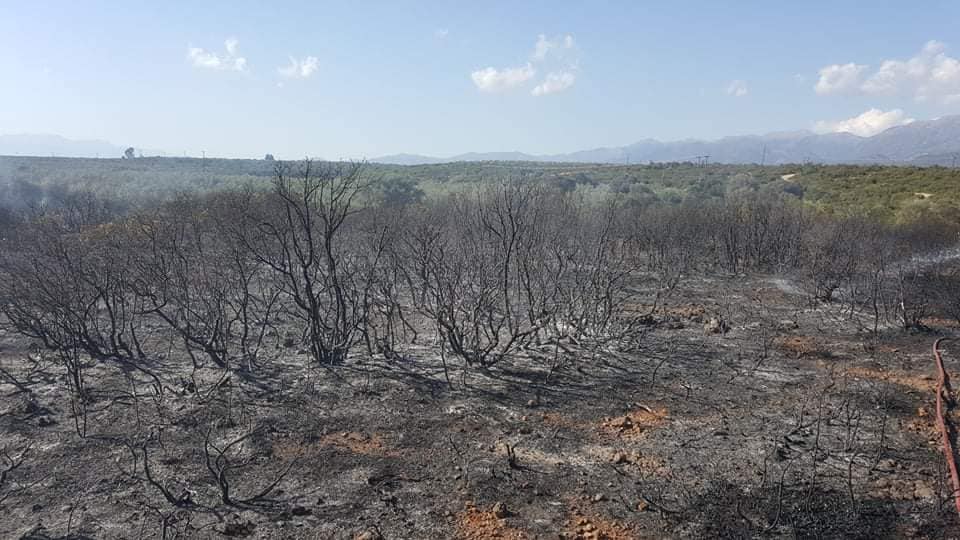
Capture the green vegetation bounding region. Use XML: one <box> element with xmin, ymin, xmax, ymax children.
<box><xmin>2</xmin><ymin>155</ymin><xmax>960</xmax><ymax>224</ymax></box>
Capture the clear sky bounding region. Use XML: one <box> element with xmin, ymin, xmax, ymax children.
<box><xmin>2</xmin><ymin>1</ymin><xmax>960</xmax><ymax>159</ymax></box>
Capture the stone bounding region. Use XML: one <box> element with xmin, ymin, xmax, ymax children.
<box><xmin>704</xmin><ymin>317</ymin><xmax>729</xmax><ymax>334</ymax></box>
<box><xmin>914</xmin><ymin>485</ymin><xmax>935</xmax><ymax>500</ymax></box>
<box><xmin>592</xmin><ymin>493</ymin><xmax>605</xmax><ymax>502</ymax></box>
<box><xmin>492</xmin><ymin>501</ymin><xmax>510</xmax><ymax>518</ymax></box>
<box><xmin>777</xmin><ymin>320</ymin><xmax>799</xmax><ymax>331</ymax></box>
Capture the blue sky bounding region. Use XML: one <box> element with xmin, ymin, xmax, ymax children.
<box><xmin>2</xmin><ymin>1</ymin><xmax>960</xmax><ymax>159</ymax></box>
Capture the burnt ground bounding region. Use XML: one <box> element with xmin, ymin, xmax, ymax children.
<box><xmin>1</xmin><ymin>275</ymin><xmax>959</xmax><ymax>539</ymax></box>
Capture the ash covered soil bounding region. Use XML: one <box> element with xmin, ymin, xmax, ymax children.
<box><xmin>1</xmin><ymin>276</ymin><xmax>958</xmax><ymax>539</ymax></box>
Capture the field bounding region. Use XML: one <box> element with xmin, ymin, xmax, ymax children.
<box><xmin>2</xmin><ymin>273</ymin><xmax>959</xmax><ymax>538</ymax></box>
<box><xmin>1</xmin><ymin>159</ymin><xmax>959</xmax><ymax>538</ymax></box>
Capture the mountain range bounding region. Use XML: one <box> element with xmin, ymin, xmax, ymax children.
<box><xmin>373</xmin><ymin>115</ymin><xmax>960</xmax><ymax>166</ymax></box>
<box><xmin>0</xmin><ymin>134</ymin><xmax>128</xmax><ymax>158</ymax></box>
<box><xmin>4</xmin><ymin>116</ymin><xmax>960</xmax><ymax>166</ymax></box>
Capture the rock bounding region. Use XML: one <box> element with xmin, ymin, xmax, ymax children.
<box><xmin>526</xmin><ymin>399</ymin><xmax>538</xmax><ymax>408</ymax></box>
<box><xmin>492</xmin><ymin>501</ymin><xmax>510</xmax><ymax>518</ymax></box>
<box><xmin>777</xmin><ymin>320</ymin><xmax>799</xmax><ymax>331</ymax></box>
<box><xmin>355</xmin><ymin>532</ymin><xmax>378</xmax><ymax>540</ymax></box>
<box><xmin>877</xmin><ymin>459</ymin><xmax>897</xmax><ymax>471</ymax></box>
<box><xmin>592</xmin><ymin>493</ymin><xmax>606</xmax><ymax>502</ymax></box>
<box><xmin>611</xmin><ymin>451</ymin><xmax>629</xmax><ymax>464</ymax></box>
<box><xmin>704</xmin><ymin>317</ymin><xmax>729</xmax><ymax>334</ymax></box>
<box><xmin>36</xmin><ymin>416</ymin><xmax>55</xmax><ymax>427</ymax></box>
<box><xmin>914</xmin><ymin>485</ymin><xmax>935</xmax><ymax>500</ymax></box>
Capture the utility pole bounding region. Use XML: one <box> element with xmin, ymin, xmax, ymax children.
<box><xmin>761</xmin><ymin>144</ymin><xmax>767</xmax><ymax>166</ymax></box>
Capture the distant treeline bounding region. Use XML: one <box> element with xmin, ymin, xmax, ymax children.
<box><xmin>2</xmin><ymin>155</ymin><xmax>960</xmax><ymax>224</ymax></box>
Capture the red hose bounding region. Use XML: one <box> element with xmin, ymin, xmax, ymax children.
<box><xmin>933</xmin><ymin>337</ymin><xmax>960</xmax><ymax>517</ymax></box>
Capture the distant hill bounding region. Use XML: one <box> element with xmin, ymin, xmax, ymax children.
<box><xmin>0</xmin><ymin>134</ymin><xmax>128</xmax><ymax>158</ymax></box>
<box><xmin>0</xmin><ymin>134</ymin><xmax>168</xmax><ymax>159</ymax></box>
<box><xmin>372</xmin><ymin>115</ymin><xmax>960</xmax><ymax>166</ymax></box>
<box><xmin>10</xmin><ymin>116</ymin><xmax>960</xmax><ymax>166</ymax></box>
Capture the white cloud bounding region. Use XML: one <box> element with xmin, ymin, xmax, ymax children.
<box><xmin>726</xmin><ymin>79</ymin><xmax>748</xmax><ymax>97</ymax></box>
<box><xmin>435</xmin><ymin>29</ymin><xmax>449</xmax><ymax>39</ymax></box>
<box><xmin>532</xmin><ymin>33</ymin><xmax>575</xmax><ymax>61</ymax></box>
<box><xmin>815</xmin><ymin>41</ymin><xmax>960</xmax><ymax>103</ymax></box>
<box><xmin>278</xmin><ymin>56</ymin><xmax>319</xmax><ymax>79</ymax></box>
<box><xmin>861</xmin><ymin>41</ymin><xmax>960</xmax><ymax>103</ymax></box>
<box><xmin>471</xmin><ymin>33</ymin><xmax>578</xmax><ymax>95</ymax></box>
<box><xmin>813</xmin><ymin>108</ymin><xmax>915</xmax><ymax>137</ymax></box>
<box><xmin>530</xmin><ymin>34</ymin><xmax>578</xmax><ymax>95</ymax></box>
<box><xmin>532</xmin><ymin>71</ymin><xmax>576</xmax><ymax>96</ymax></box>
<box><xmin>471</xmin><ymin>64</ymin><xmax>536</xmax><ymax>92</ymax></box>
<box><xmin>187</xmin><ymin>38</ymin><xmax>247</xmax><ymax>72</ymax></box>
<box><xmin>814</xmin><ymin>62</ymin><xmax>867</xmax><ymax>95</ymax></box>
<box><xmin>225</xmin><ymin>38</ymin><xmax>239</xmax><ymax>56</ymax></box>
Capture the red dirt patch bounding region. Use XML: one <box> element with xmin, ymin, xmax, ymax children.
<box><xmin>567</xmin><ymin>505</ymin><xmax>638</xmax><ymax>540</ymax></box>
<box><xmin>921</xmin><ymin>316</ymin><xmax>960</xmax><ymax>329</ymax></box>
<box><xmin>455</xmin><ymin>502</ymin><xmax>531</xmax><ymax>539</ymax></box>
<box><xmin>608</xmin><ymin>449</ymin><xmax>669</xmax><ymax>476</ymax></box>
<box><xmin>775</xmin><ymin>335</ymin><xmax>820</xmax><ymax>357</ymax></box>
<box><xmin>627</xmin><ymin>303</ymin><xmax>707</xmax><ymax>322</ymax></box>
<box><xmin>844</xmin><ymin>366</ymin><xmax>935</xmax><ymax>394</ymax></box>
<box><xmin>599</xmin><ymin>407</ymin><xmax>669</xmax><ymax>440</ymax></box>
<box><xmin>541</xmin><ymin>411</ymin><xmax>586</xmax><ymax>431</ymax></box>
<box><xmin>320</xmin><ymin>431</ymin><xmax>399</xmax><ymax>456</ymax></box>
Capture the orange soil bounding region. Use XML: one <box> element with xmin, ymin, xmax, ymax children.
<box><xmin>455</xmin><ymin>502</ymin><xmax>530</xmax><ymax>540</ymax></box>
<box><xmin>599</xmin><ymin>407</ymin><xmax>669</xmax><ymax>440</ymax></box>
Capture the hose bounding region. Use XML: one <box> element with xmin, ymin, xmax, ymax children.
<box><xmin>933</xmin><ymin>337</ymin><xmax>960</xmax><ymax>517</ymax></box>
